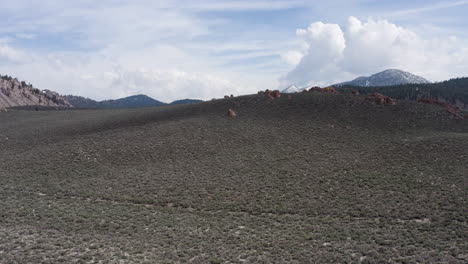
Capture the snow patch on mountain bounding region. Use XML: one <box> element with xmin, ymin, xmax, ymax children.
<box><xmin>282</xmin><ymin>85</ymin><xmax>299</xmax><ymax>93</ymax></box>
<box><xmin>336</xmin><ymin>69</ymin><xmax>431</xmax><ymax>87</ymax></box>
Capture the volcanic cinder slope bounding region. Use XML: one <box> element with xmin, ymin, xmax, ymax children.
<box><xmin>0</xmin><ymin>92</ymin><xmax>467</xmax><ymax>263</ymax></box>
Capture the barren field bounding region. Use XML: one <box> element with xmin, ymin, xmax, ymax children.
<box><xmin>1</xmin><ymin>93</ymin><xmax>467</xmax><ymax>263</ymax></box>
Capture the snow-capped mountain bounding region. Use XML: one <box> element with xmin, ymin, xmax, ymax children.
<box><xmin>336</xmin><ymin>69</ymin><xmax>431</xmax><ymax>87</ymax></box>
<box><xmin>281</xmin><ymin>85</ymin><xmax>299</xmax><ymax>93</ymax></box>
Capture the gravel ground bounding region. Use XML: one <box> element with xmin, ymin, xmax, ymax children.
<box><xmin>0</xmin><ymin>93</ymin><xmax>467</xmax><ymax>263</ymax></box>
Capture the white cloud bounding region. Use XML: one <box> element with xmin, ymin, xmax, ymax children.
<box><xmin>282</xmin><ymin>21</ymin><xmax>347</xmax><ymax>86</ymax></box>
<box><xmin>282</xmin><ymin>16</ymin><xmax>468</xmax><ymax>86</ymax></box>
<box><xmin>0</xmin><ymin>44</ymin><xmax>29</xmax><ymax>63</ymax></box>
<box><xmin>107</xmin><ymin>69</ymin><xmax>241</xmax><ymax>101</ymax></box>
<box><xmin>0</xmin><ymin>1</ymin><xmax>288</xmax><ymax>101</ymax></box>
<box><xmin>281</xmin><ymin>51</ymin><xmax>304</xmax><ymax>65</ymax></box>
<box><xmin>0</xmin><ymin>44</ymin><xmax>254</xmax><ymax>102</ymax></box>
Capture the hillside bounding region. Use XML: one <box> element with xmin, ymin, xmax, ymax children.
<box><xmin>65</xmin><ymin>94</ymin><xmax>166</xmax><ymax>108</ymax></box>
<box><xmin>336</xmin><ymin>69</ymin><xmax>431</xmax><ymax>87</ymax></box>
<box><xmin>65</xmin><ymin>95</ymin><xmax>203</xmax><ymax>108</ymax></box>
<box><xmin>1</xmin><ymin>92</ymin><xmax>467</xmax><ymax>263</ymax></box>
<box><xmin>338</xmin><ymin>77</ymin><xmax>468</xmax><ymax>109</ymax></box>
<box><xmin>98</xmin><ymin>95</ymin><xmax>166</xmax><ymax>108</ymax></box>
<box><xmin>0</xmin><ymin>75</ymin><xmax>71</xmax><ymax>109</ymax></box>
<box><xmin>170</xmin><ymin>99</ymin><xmax>203</xmax><ymax>105</ymax></box>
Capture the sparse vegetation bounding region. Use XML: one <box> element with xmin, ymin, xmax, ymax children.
<box><xmin>0</xmin><ymin>92</ymin><xmax>467</xmax><ymax>263</ymax></box>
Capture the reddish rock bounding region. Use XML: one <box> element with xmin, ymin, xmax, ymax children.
<box><xmin>309</xmin><ymin>87</ymin><xmax>322</xmax><ymax>92</ymax></box>
<box><xmin>272</xmin><ymin>90</ymin><xmax>281</xmax><ymax>98</ymax></box>
<box><xmin>417</xmin><ymin>98</ymin><xmax>449</xmax><ymax>107</ymax></box>
<box><xmin>227</xmin><ymin>108</ymin><xmax>236</xmax><ymax>118</ymax></box>
<box><xmin>352</xmin><ymin>90</ymin><xmax>360</xmax><ymax>95</ymax></box>
<box><xmin>308</xmin><ymin>86</ymin><xmax>339</xmax><ymax>94</ymax></box>
<box><xmin>418</xmin><ymin>98</ymin><xmax>464</xmax><ymax>119</ymax></box>
<box><xmin>365</xmin><ymin>93</ymin><xmax>396</xmax><ymax>105</ymax></box>
<box><xmin>322</xmin><ymin>86</ymin><xmax>340</xmax><ymax>94</ymax></box>
<box><xmin>224</xmin><ymin>95</ymin><xmax>230</xmax><ymax>99</ymax></box>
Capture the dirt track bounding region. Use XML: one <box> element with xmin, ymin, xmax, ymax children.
<box><xmin>1</xmin><ymin>93</ymin><xmax>467</xmax><ymax>263</ymax></box>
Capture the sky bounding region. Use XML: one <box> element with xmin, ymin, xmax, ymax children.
<box><xmin>0</xmin><ymin>0</ymin><xmax>467</xmax><ymax>102</ymax></box>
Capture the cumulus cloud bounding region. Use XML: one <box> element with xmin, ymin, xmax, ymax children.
<box><xmin>281</xmin><ymin>51</ymin><xmax>304</xmax><ymax>65</ymax></box>
<box><xmin>282</xmin><ymin>16</ymin><xmax>468</xmax><ymax>87</ymax></box>
<box><xmin>283</xmin><ymin>22</ymin><xmax>346</xmax><ymax>86</ymax></box>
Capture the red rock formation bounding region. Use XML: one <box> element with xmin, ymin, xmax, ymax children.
<box><xmin>271</xmin><ymin>90</ymin><xmax>281</xmax><ymax>98</ymax></box>
<box><xmin>322</xmin><ymin>86</ymin><xmax>340</xmax><ymax>94</ymax></box>
<box><xmin>365</xmin><ymin>93</ymin><xmax>396</xmax><ymax>105</ymax></box>
<box><xmin>352</xmin><ymin>90</ymin><xmax>360</xmax><ymax>95</ymax></box>
<box><xmin>224</xmin><ymin>95</ymin><xmax>230</xmax><ymax>99</ymax></box>
<box><xmin>308</xmin><ymin>86</ymin><xmax>340</xmax><ymax>94</ymax></box>
<box><xmin>309</xmin><ymin>87</ymin><xmax>322</xmax><ymax>92</ymax></box>
<box><xmin>417</xmin><ymin>98</ymin><xmax>464</xmax><ymax>119</ymax></box>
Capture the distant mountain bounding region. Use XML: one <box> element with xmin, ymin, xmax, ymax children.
<box><xmin>336</xmin><ymin>69</ymin><xmax>431</xmax><ymax>87</ymax></box>
<box><xmin>65</xmin><ymin>94</ymin><xmax>203</xmax><ymax>108</ymax></box>
<box><xmin>65</xmin><ymin>94</ymin><xmax>165</xmax><ymax>108</ymax></box>
<box><xmin>64</xmin><ymin>95</ymin><xmax>101</xmax><ymax>108</ymax></box>
<box><xmin>170</xmin><ymin>99</ymin><xmax>203</xmax><ymax>105</ymax></box>
<box><xmin>99</xmin><ymin>95</ymin><xmax>166</xmax><ymax>108</ymax></box>
<box><xmin>282</xmin><ymin>85</ymin><xmax>299</xmax><ymax>93</ymax></box>
<box><xmin>0</xmin><ymin>75</ymin><xmax>71</xmax><ymax>109</ymax></box>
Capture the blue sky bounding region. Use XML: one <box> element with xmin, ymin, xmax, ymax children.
<box><xmin>0</xmin><ymin>0</ymin><xmax>467</xmax><ymax>101</ymax></box>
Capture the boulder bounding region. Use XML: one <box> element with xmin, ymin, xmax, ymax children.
<box><xmin>227</xmin><ymin>108</ymin><xmax>236</xmax><ymax>118</ymax></box>
<box><xmin>271</xmin><ymin>90</ymin><xmax>281</xmax><ymax>98</ymax></box>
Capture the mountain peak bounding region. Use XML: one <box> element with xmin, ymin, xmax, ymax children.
<box><xmin>336</xmin><ymin>69</ymin><xmax>431</xmax><ymax>87</ymax></box>
<box><xmin>281</xmin><ymin>85</ymin><xmax>299</xmax><ymax>93</ymax></box>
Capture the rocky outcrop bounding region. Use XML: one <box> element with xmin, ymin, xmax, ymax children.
<box><xmin>0</xmin><ymin>75</ymin><xmax>71</xmax><ymax>109</ymax></box>
<box><xmin>365</xmin><ymin>93</ymin><xmax>396</xmax><ymax>105</ymax></box>
<box><xmin>417</xmin><ymin>98</ymin><xmax>464</xmax><ymax>119</ymax></box>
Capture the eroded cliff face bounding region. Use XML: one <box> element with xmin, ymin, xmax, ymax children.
<box><xmin>0</xmin><ymin>76</ymin><xmax>71</xmax><ymax>109</ymax></box>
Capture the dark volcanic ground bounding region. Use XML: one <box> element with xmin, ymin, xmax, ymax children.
<box><xmin>0</xmin><ymin>93</ymin><xmax>467</xmax><ymax>263</ymax></box>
